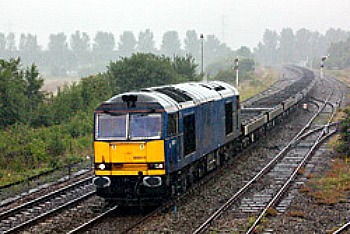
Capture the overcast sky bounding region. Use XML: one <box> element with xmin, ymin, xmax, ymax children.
<box><xmin>0</xmin><ymin>0</ymin><xmax>349</xmax><ymax>49</ymax></box>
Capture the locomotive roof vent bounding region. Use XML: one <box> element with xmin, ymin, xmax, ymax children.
<box><xmin>155</xmin><ymin>87</ymin><xmax>193</xmax><ymax>103</ymax></box>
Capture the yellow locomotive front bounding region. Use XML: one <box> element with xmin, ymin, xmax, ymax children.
<box><xmin>93</xmin><ymin>104</ymin><xmax>170</xmax><ymax>205</ymax></box>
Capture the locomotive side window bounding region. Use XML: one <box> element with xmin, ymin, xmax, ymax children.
<box><xmin>167</xmin><ymin>112</ymin><xmax>179</xmax><ymax>137</ymax></box>
<box><xmin>183</xmin><ymin>114</ymin><xmax>196</xmax><ymax>155</ymax></box>
<box><xmin>225</xmin><ymin>102</ymin><xmax>233</xmax><ymax>135</ymax></box>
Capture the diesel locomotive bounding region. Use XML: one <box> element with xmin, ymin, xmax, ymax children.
<box><xmin>92</xmin><ymin>81</ymin><xmax>240</xmax><ymax>205</ymax></box>
<box><xmin>92</xmin><ymin>68</ymin><xmax>315</xmax><ymax>206</ymax></box>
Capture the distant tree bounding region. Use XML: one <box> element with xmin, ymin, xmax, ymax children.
<box><xmin>253</xmin><ymin>42</ymin><xmax>264</xmax><ymax>63</ymax></box>
<box><xmin>237</xmin><ymin>46</ymin><xmax>252</xmax><ymax>59</ymax></box>
<box><xmin>118</xmin><ymin>31</ymin><xmax>136</xmax><ymax>57</ymax></box>
<box><xmin>239</xmin><ymin>58</ymin><xmax>255</xmax><ymax>72</ymax></box>
<box><xmin>309</xmin><ymin>31</ymin><xmax>324</xmax><ymax>61</ymax></box>
<box><xmin>137</xmin><ymin>29</ymin><xmax>157</xmax><ymax>54</ymax></box>
<box><xmin>327</xmin><ymin>38</ymin><xmax>350</xmax><ymax>69</ymax></box>
<box><xmin>93</xmin><ymin>31</ymin><xmax>115</xmax><ymax>53</ymax></box>
<box><xmin>188</xmin><ymin>33</ymin><xmax>233</xmax><ymax>77</ymax></box>
<box><xmin>255</xmin><ymin>29</ymin><xmax>278</xmax><ymax>66</ymax></box>
<box><xmin>47</xmin><ymin>32</ymin><xmax>72</xmax><ymax>76</ymax></box>
<box><xmin>92</xmin><ymin>31</ymin><xmax>116</xmax><ymax>72</ymax></box>
<box><xmin>184</xmin><ymin>30</ymin><xmax>200</xmax><ymax>60</ymax></box>
<box><xmin>278</xmin><ymin>28</ymin><xmax>296</xmax><ymax>63</ymax></box>
<box><xmin>70</xmin><ymin>31</ymin><xmax>91</xmax><ymax>74</ymax></box>
<box><xmin>160</xmin><ymin>31</ymin><xmax>182</xmax><ymax>57</ymax></box>
<box><xmin>18</xmin><ymin>33</ymin><xmax>42</xmax><ymax>66</ymax></box>
<box><xmin>204</xmin><ymin>35</ymin><xmax>224</xmax><ymax>67</ymax></box>
<box><xmin>206</xmin><ymin>58</ymin><xmax>231</xmax><ymax>77</ymax></box>
<box><xmin>295</xmin><ymin>28</ymin><xmax>313</xmax><ymax>61</ymax></box>
<box><xmin>6</xmin><ymin>33</ymin><xmax>17</xmax><ymax>57</ymax></box>
<box><xmin>324</xmin><ymin>28</ymin><xmax>350</xmax><ymax>46</ymax></box>
<box><xmin>0</xmin><ymin>33</ymin><xmax>6</xmax><ymax>56</ymax></box>
<box><xmin>93</xmin><ymin>31</ymin><xmax>115</xmax><ymax>56</ymax></box>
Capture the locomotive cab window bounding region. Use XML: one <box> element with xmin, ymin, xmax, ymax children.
<box><xmin>129</xmin><ymin>113</ymin><xmax>162</xmax><ymax>140</ymax></box>
<box><xmin>96</xmin><ymin>113</ymin><xmax>127</xmax><ymax>140</ymax></box>
<box><xmin>183</xmin><ymin>113</ymin><xmax>196</xmax><ymax>155</ymax></box>
<box><xmin>225</xmin><ymin>102</ymin><xmax>233</xmax><ymax>135</ymax></box>
<box><xmin>95</xmin><ymin>112</ymin><xmax>161</xmax><ymax>140</ymax></box>
<box><xmin>167</xmin><ymin>112</ymin><xmax>179</xmax><ymax>137</ymax></box>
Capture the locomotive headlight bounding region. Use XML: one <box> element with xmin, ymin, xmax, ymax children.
<box><xmin>148</xmin><ymin>163</ymin><xmax>164</xmax><ymax>169</ymax></box>
<box><xmin>155</xmin><ymin>163</ymin><xmax>164</xmax><ymax>169</ymax></box>
<box><xmin>98</xmin><ymin>163</ymin><xmax>106</xmax><ymax>170</ymax></box>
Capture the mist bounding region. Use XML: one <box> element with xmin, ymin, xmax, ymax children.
<box><xmin>1</xmin><ymin>0</ymin><xmax>349</xmax><ymax>49</ymax></box>
<box><xmin>0</xmin><ymin>0</ymin><xmax>350</xmax><ymax>77</ymax></box>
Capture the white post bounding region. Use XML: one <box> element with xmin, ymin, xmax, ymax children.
<box><xmin>234</xmin><ymin>57</ymin><xmax>239</xmax><ymax>88</ymax></box>
<box><xmin>200</xmin><ymin>34</ymin><xmax>205</xmax><ymax>82</ymax></box>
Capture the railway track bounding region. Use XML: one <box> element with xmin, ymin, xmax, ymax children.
<box><xmin>192</xmin><ymin>75</ymin><xmax>342</xmax><ymax>233</ymax></box>
<box><xmin>0</xmin><ymin>176</ymin><xmax>94</xmax><ymax>233</ymax></box>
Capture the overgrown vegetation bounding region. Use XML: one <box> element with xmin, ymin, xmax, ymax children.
<box><xmin>238</xmin><ymin>68</ymin><xmax>278</xmax><ymax>101</ymax></box>
<box><xmin>300</xmin><ymin>159</ymin><xmax>350</xmax><ymax>204</ymax></box>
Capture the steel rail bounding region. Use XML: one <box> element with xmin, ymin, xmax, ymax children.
<box><xmin>67</xmin><ymin>205</ymin><xmax>118</xmax><ymax>234</ymax></box>
<box><xmin>246</xmin><ymin>86</ymin><xmax>339</xmax><ymax>233</ymax></box>
<box><xmin>332</xmin><ymin>222</ymin><xmax>350</xmax><ymax>234</ymax></box>
<box><xmin>246</xmin><ymin>128</ymin><xmax>337</xmax><ymax>234</ymax></box>
<box><xmin>0</xmin><ymin>176</ymin><xmax>93</xmax><ymax>220</ymax></box>
<box><xmin>4</xmin><ymin>190</ymin><xmax>96</xmax><ymax>233</ymax></box>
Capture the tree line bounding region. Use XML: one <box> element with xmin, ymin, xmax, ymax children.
<box><xmin>0</xmin><ymin>29</ymin><xmax>233</xmax><ymax>77</ymax></box>
<box><xmin>327</xmin><ymin>37</ymin><xmax>350</xmax><ymax>69</ymax></box>
<box><xmin>1</xmin><ymin>27</ymin><xmax>348</xmax><ymax>79</ymax></box>
<box><xmin>254</xmin><ymin>28</ymin><xmax>350</xmax><ymax>67</ymax></box>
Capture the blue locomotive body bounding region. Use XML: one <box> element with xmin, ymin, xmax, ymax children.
<box><xmin>93</xmin><ymin>81</ymin><xmax>240</xmax><ymax>205</ymax></box>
